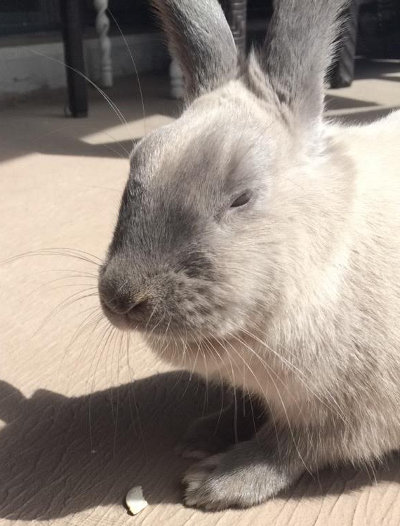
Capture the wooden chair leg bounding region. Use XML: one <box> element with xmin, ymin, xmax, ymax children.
<box><xmin>169</xmin><ymin>0</ymin><xmax>248</xmax><ymax>99</ymax></box>
<box><xmin>94</xmin><ymin>0</ymin><xmax>113</xmax><ymax>88</ymax></box>
<box><xmin>224</xmin><ymin>0</ymin><xmax>248</xmax><ymax>58</ymax></box>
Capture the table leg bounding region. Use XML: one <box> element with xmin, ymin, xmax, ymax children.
<box><xmin>60</xmin><ymin>0</ymin><xmax>88</xmax><ymax>117</ymax></box>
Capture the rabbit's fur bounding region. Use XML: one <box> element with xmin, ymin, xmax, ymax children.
<box><xmin>98</xmin><ymin>0</ymin><xmax>400</xmax><ymax>510</ymax></box>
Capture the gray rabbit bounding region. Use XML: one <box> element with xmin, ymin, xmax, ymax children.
<box><xmin>98</xmin><ymin>0</ymin><xmax>400</xmax><ymax>510</ymax></box>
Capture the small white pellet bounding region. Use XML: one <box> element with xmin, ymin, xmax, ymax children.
<box><xmin>125</xmin><ymin>485</ymin><xmax>148</xmax><ymax>515</ymax></box>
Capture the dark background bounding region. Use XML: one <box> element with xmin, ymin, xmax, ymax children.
<box><xmin>0</xmin><ymin>1</ymin><xmax>399</xmax><ymax>59</ymax></box>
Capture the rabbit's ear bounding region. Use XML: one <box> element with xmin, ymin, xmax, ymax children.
<box><xmin>151</xmin><ymin>0</ymin><xmax>237</xmax><ymax>101</ymax></box>
<box><xmin>253</xmin><ymin>0</ymin><xmax>347</xmax><ymax>136</ymax></box>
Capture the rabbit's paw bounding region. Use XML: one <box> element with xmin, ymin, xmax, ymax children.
<box><xmin>183</xmin><ymin>454</ymin><xmax>239</xmax><ymax>510</ymax></box>
<box><xmin>182</xmin><ymin>446</ymin><xmax>292</xmax><ymax>511</ymax></box>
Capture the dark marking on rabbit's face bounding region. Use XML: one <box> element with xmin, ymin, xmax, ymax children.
<box><xmin>97</xmin><ymin>0</ymin><xmax>334</xmax><ymax>357</ymax></box>
<box><xmin>98</xmin><ymin>93</ymin><xmax>280</xmax><ymax>347</ymax></box>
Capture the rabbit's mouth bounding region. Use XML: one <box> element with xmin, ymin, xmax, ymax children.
<box><xmin>100</xmin><ymin>297</ymin><xmax>232</xmax><ymax>340</ymax></box>
<box><xmin>98</xmin><ymin>260</ymin><xmax>236</xmax><ymax>339</ymax></box>
<box><xmin>99</xmin><ymin>300</ymin><xmax>137</xmax><ymax>331</ymax></box>
<box><xmin>100</xmin><ymin>288</ymin><xmax>242</xmax><ymax>346</ymax></box>
<box><xmin>99</xmin><ymin>286</ymin><xmax>251</xmax><ymax>372</ymax></box>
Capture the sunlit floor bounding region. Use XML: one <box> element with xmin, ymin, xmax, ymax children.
<box><xmin>0</xmin><ymin>60</ymin><xmax>399</xmax><ymax>526</ymax></box>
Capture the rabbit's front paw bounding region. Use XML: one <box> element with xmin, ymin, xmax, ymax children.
<box><xmin>183</xmin><ymin>454</ymin><xmax>241</xmax><ymax>510</ymax></box>
<box><xmin>182</xmin><ymin>443</ymin><xmax>296</xmax><ymax>510</ymax></box>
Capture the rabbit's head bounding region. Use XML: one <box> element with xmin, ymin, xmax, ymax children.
<box><xmin>98</xmin><ymin>0</ymin><xmax>347</xmax><ymax>364</ymax></box>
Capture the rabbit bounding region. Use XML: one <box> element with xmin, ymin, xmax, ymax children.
<box><xmin>98</xmin><ymin>0</ymin><xmax>400</xmax><ymax>511</ymax></box>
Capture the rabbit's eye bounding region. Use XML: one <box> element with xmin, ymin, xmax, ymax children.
<box><xmin>230</xmin><ymin>191</ymin><xmax>252</xmax><ymax>208</ymax></box>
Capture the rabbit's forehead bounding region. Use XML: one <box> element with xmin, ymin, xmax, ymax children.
<box><xmin>130</xmin><ymin>110</ymin><xmax>266</xmax><ymax>196</ymax></box>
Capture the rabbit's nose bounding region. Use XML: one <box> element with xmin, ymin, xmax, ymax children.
<box><xmin>104</xmin><ymin>292</ymin><xmax>148</xmax><ymax>316</ymax></box>
<box><xmin>98</xmin><ymin>267</ymin><xmax>148</xmax><ymax>317</ymax></box>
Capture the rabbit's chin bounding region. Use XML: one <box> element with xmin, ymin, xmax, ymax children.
<box><xmin>143</xmin><ymin>331</ymin><xmax>235</xmax><ymax>371</ymax></box>
<box><xmin>100</xmin><ymin>305</ymin><xmax>133</xmax><ymax>332</ymax></box>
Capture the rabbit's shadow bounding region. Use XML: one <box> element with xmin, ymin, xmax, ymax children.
<box><xmin>0</xmin><ymin>371</ymin><xmax>218</xmax><ymax>520</ymax></box>
<box><xmin>0</xmin><ymin>372</ymin><xmax>399</xmax><ymax>520</ymax></box>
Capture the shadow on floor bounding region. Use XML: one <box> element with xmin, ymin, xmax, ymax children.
<box><xmin>0</xmin><ymin>60</ymin><xmax>399</xmax><ymax>164</ymax></box>
<box><xmin>0</xmin><ymin>74</ymin><xmax>181</xmax><ymax>164</ymax></box>
<box><xmin>0</xmin><ymin>372</ymin><xmax>399</xmax><ymax>521</ymax></box>
<box><xmin>329</xmin><ymin>105</ymin><xmax>400</xmax><ymax>124</ymax></box>
<box><xmin>382</xmin><ymin>76</ymin><xmax>400</xmax><ymax>83</ymax></box>
<box><xmin>352</xmin><ymin>58</ymin><xmax>400</xmax><ymax>81</ymax></box>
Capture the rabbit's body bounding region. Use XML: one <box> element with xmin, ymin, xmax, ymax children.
<box><xmin>98</xmin><ymin>0</ymin><xmax>400</xmax><ymax>510</ymax></box>
<box><xmin>176</xmin><ymin>99</ymin><xmax>400</xmax><ymax>460</ymax></box>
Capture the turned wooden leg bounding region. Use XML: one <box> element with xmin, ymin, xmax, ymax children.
<box><xmin>224</xmin><ymin>0</ymin><xmax>248</xmax><ymax>58</ymax></box>
<box><xmin>94</xmin><ymin>0</ymin><xmax>113</xmax><ymax>88</ymax></box>
<box><xmin>169</xmin><ymin>57</ymin><xmax>185</xmax><ymax>99</ymax></box>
